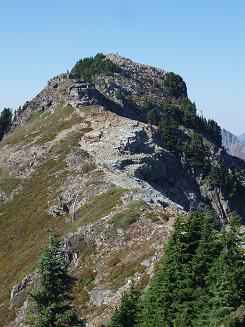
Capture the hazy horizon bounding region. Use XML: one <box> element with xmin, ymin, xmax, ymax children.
<box><xmin>0</xmin><ymin>0</ymin><xmax>244</xmax><ymax>135</ymax></box>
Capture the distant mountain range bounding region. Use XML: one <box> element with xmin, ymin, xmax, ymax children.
<box><xmin>222</xmin><ymin>129</ymin><xmax>245</xmax><ymax>160</ymax></box>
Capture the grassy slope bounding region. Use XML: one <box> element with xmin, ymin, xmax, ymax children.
<box><xmin>0</xmin><ymin>105</ymin><xmax>125</xmax><ymax>325</ymax></box>
<box><xmin>0</xmin><ymin>104</ymin><xmax>173</xmax><ymax>326</ymax></box>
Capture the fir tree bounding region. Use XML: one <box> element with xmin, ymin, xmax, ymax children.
<box><xmin>26</xmin><ymin>230</ymin><xmax>84</xmax><ymax>327</ymax></box>
<box><xmin>183</xmin><ymin>132</ymin><xmax>206</xmax><ymax>171</ymax></box>
<box><xmin>138</xmin><ymin>212</ymin><xmax>244</xmax><ymax>327</ymax></box>
<box><xmin>202</xmin><ymin>213</ymin><xmax>245</xmax><ymax>326</ymax></box>
<box><xmin>72</xmin><ymin>53</ymin><xmax>120</xmax><ymax>82</ymax></box>
<box><xmin>0</xmin><ymin>107</ymin><xmax>12</xmax><ymax>141</ymax></box>
<box><xmin>164</xmin><ymin>72</ymin><xmax>187</xmax><ymax>99</ymax></box>
<box><xmin>108</xmin><ymin>287</ymin><xmax>141</xmax><ymax>327</ymax></box>
<box><xmin>138</xmin><ymin>217</ymin><xmax>192</xmax><ymax>326</ymax></box>
<box><xmin>178</xmin><ymin>97</ymin><xmax>197</xmax><ymax>128</ymax></box>
<box><xmin>158</xmin><ymin>106</ymin><xmax>179</xmax><ymax>152</ymax></box>
<box><xmin>147</xmin><ymin>108</ymin><xmax>158</xmax><ymax>125</ymax></box>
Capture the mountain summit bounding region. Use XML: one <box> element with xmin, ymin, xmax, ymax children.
<box><xmin>0</xmin><ymin>54</ymin><xmax>245</xmax><ymax>326</ymax></box>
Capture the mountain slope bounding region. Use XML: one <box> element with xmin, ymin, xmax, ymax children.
<box><xmin>0</xmin><ymin>54</ymin><xmax>245</xmax><ymax>326</ymax></box>
<box><xmin>222</xmin><ymin>128</ymin><xmax>245</xmax><ymax>160</ymax></box>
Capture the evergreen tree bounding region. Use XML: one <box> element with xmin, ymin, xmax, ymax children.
<box><xmin>158</xmin><ymin>105</ymin><xmax>179</xmax><ymax>151</ymax></box>
<box><xmin>201</xmin><ymin>213</ymin><xmax>245</xmax><ymax>326</ymax></box>
<box><xmin>72</xmin><ymin>53</ymin><xmax>120</xmax><ymax>82</ymax></box>
<box><xmin>138</xmin><ymin>217</ymin><xmax>193</xmax><ymax>326</ymax></box>
<box><xmin>107</xmin><ymin>211</ymin><xmax>244</xmax><ymax>327</ymax></box>
<box><xmin>147</xmin><ymin>109</ymin><xmax>158</xmax><ymax>125</ymax></box>
<box><xmin>137</xmin><ymin>211</ymin><xmax>244</xmax><ymax>327</ymax></box>
<box><xmin>207</xmin><ymin>163</ymin><xmax>245</xmax><ymax>200</ymax></box>
<box><xmin>183</xmin><ymin>132</ymin><xmax>206</xmax><ymax>171</ymax></box>
<box><xmin>26</xmin><ymin>230</ymin><xmax>84</xmax><ymax>327</ymax></box>
<box><xmin>0</xmin><ymin>107</ymin><xmax>12</xmax><ymax>141</ymax></box>
<box><xmin>108</xmin><ymin>287</ymin><xmax>141</xmax><ymax>327</ymax></box>
<box><xmin>191</xmin><ymin>212</ymin><xmax>219</xmax><ymax>289</ymax></box>
<box><xmin>164</xmin><ymin>72</ymin><xmax>187</xmax><ymax>99</ymax></box>
<box><xmin>143</xmin><ymin>98</ymin><xmax>153</xmax><ymax>111</ymax></box>
<box><xmin>178</xmin><ymin>97</ymin><xmax>197</xmax><ymax>128</ymax></box>
<box><xmin>206</xmin><ymin>119</ymin><xmax>222</xmax><ymax>147</ymax></box>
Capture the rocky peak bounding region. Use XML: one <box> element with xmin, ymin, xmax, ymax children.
<box><xmin>94</xmin><ymin>53</ymin><xmax>170</xmax><ymax>108</ymax></box>
<box><xmin>105</xmin><ymin>53</ymin><xmax>166</xmax><ymax>79</ymax></box>
<box><xmin>1</xmin><ymin>54</ymin><xmax>245</xmax><ymax>327</ymax></box>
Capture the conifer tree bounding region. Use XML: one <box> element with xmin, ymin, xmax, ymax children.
<box><xmin>147</xmin><ymin>109</ymin><xmax>158</xmax><ymax>125</ymax></box>
<box><xmin>191</xmin><ymin>211</ymin><xmax>219</xmax><ymax>288</ymax></box>
<box><xmin>202</xmin><ymin>213</ymin><xmax>245</xmax><ymax>326</ymax></box>
<box><xmin>109</xmin><ymin>211</ymin><xmax>244</xmax><ymax>327</ymax></box>
<box><xmin>158</xmin><ymin>107</ymin><xmax>179</xmax><ymax>151</ymax></box>
<box><xmin>183</xmin><ymin>132</ymin><xmax>206</xmax><ymax>170</ymax></box>
<box><xmin>26</xmin><ymin>230</ymin><xmax>84</xmax><ymax>327</ymax></box>
<box><xmin>108</xmin><ymin>287</ymin><xmax>141</xmax><ymax>327</ymax></box>
<box><xmin>0</xmin><ymin>107</ymin><xmax>12</xmax><ymax>141</ymax></box>
<box><xmin>138</xmin><ymin>217</ymin><xmax>192</xmax><ymax>326</ymax></box>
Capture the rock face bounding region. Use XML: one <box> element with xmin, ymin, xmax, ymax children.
<box><xmin>222</xmin><ymin>128</ymin><xmax>245</xmax><ymax>160</ymax></box>
<box><xmin>79</xmin><ymin>108</ymin><xmax>204</xmax><ymax>212</ymax></box>
<box><xmin>0</xmin><ymin>54</ymin><xmax>245</xmax><ymax>327</ymax></box>
<box><xmin>10</xmin><ymin>274</ymin><xmax>35</xmax><ymax>304</ymax></box>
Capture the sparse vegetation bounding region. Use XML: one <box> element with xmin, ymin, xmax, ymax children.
<box><xmin>143</xmin><ymin>98</ymin><xmax>153</xmax><ymax>111</ymax></box>
<box><xmin>78</xmin><ymin>267</ymin><xmax>96</xmax><ymax>288</ymax></box>
<box><xmin>0</xmin><ymin>105</ymin><xmax>84</xmax><ymax>146</ymax></box>
<box><xmin>75</xmin><ymin>188</ymin><xmax>125</xmax><ymax>226</ymax></box>
<box><xmin>0</xmin><ymin>170</ymin><xmax>20</xmax><ymax>195</ymax></box>
<box><xmin>0</xmin><ymin>125</ymin><xmax>93</xmax><ymax>324</ymax></box>
<box><xmin>115</xmin><ymin>89</ymin><xmax>123</xmax><ymax>100</ymax></box>
<box><xmin>108</xmin><ymin>259</ymin><xmax>145</xmax><ymax>289</ymax></box>
<box><xmin>110</xmin><ymin>200</ymin><xmax>143</xmax><ymax>229</ymax></box>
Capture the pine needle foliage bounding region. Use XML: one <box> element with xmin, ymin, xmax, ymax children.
<box><xmin>26</xmin><ymin>230</ymin><xmax>84</xmax><ymax>327</ymax></box>
<box><xmin>108</xmin><ymin>287</ymin><xmax>141</xmax><ymax>327</ymax></box>
<box><xmin>72</xmin><ymin>53</ymin><xmax>120</xmax><ymax>83</ymax></box>
<box><xmin>0</xmin><ymin>107</ymin><xmax>12</xmax><ymax>141</ymax></box>
<box><xmin>137</xmin><ymin>211</ymin><xmax>245</xmax><ymax>327</ymax></box>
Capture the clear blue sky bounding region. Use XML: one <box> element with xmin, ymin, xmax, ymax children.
<box><xmin>0</xmin><ymin>0</ymin><xmax>244</xmax><ymax>135</ymax></box>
